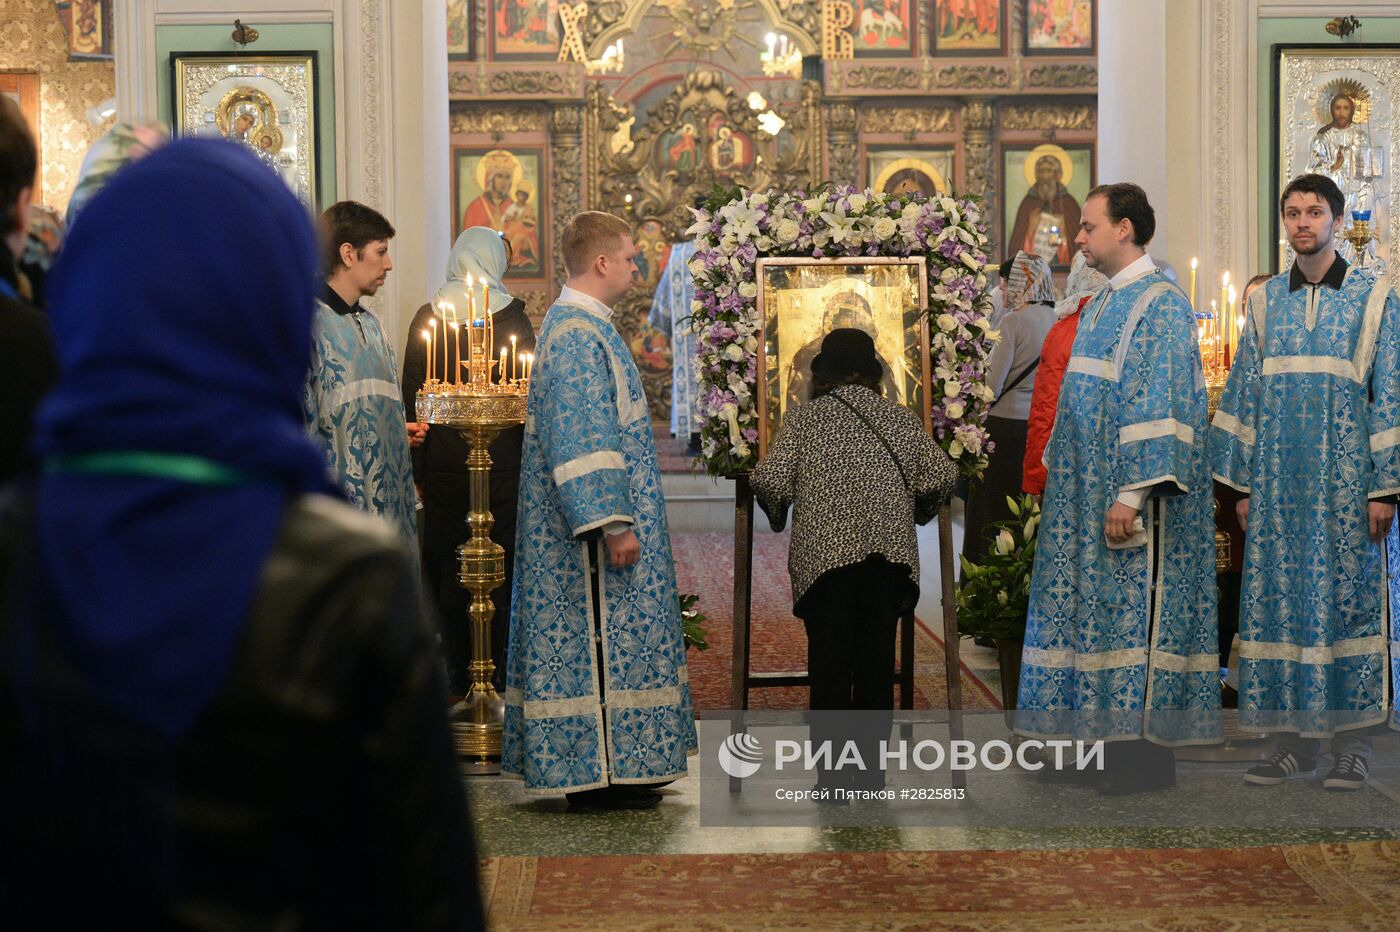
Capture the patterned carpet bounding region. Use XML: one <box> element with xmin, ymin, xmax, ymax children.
<box><xmin>655</xmin><ymin>433</ymin><xmax>701</xmax><ymax>474</ymax></box>
<box><xmin>481</xmin><ymin>840</ymin><xmax>1400</xmax><ymax>930</ymax></box>
<box><xmin>671</xmin><ymin>530</ymin><xmax>1000</xmax><ymax>711</ymax></box>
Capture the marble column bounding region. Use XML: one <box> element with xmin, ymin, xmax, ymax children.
<box><xmin>1097</xmin><ymin>0</ymin><xmax>1168</xmax><ymax>237</ymax></box>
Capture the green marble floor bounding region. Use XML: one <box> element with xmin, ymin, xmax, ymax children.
<box><xmin>467</xmin><ymin>757</ymin><xmax>1400</xmax><ymax>859</ymax></box>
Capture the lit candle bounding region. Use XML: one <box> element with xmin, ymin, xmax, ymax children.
<box><xmin>1189</xmin><ymin>257</ymin><xmax>1198</xmax><ymax>313</ymax></box>
<box><xmin>1220</xmin><ymin>271</ymin><xmax>1230</xmax><ymax>336</ymax></box>
<box><xmin>428</xmin><ymin>317</ymin><xmax>438</xmax><ymax>383</ymax></box>
<box><xmin>527</xmin><ymin>353</ymin><xmax>533</xmax><ymax>381</ymax></box>
<box><xmin>422</xmin><ymin>329</ymin><xmax>432</xmax><ymax>385</ymax></box>
<box><xmin>1210</xmin><ymin>301</ymin><xmax>1219</xmax><ymax>371</ymax></box>
<box><xmin>1227</xmin><ymin>284</ymin><xmax>1238</xmax><ymax>355</ymax></box>
<box><xmin>510</xmin><ymin>335</ymin><xmax>518</xmax><ymax>382</ymax></box>
<box><xmin>500</xmin><ymin>347</ymin><xmax>508</xmax><ymax>385</ymax></box>
<box><xmin>486</xmin><ymin>304</ymin><xmax>494</xmax><ymax>371</ymax></box>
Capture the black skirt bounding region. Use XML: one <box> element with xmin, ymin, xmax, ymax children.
<box><xmin>960</xmin><ymin>415</ymin><xmax>1029</xmax><ymax>573</ymax></box>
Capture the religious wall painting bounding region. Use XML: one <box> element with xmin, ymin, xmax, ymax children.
<box><xmin>55</xmin><ymin>1</ymin><xmax>113</xmax><ymax>61</ymax></box>
<box><xmin>756</xmin><ymin>257</ymin><xmax>930</xmax><ymax>457</ymax></box>
<box><xmin>171</xmin><ymin>53</ymin><xmax>321</xmax><ymax>206</ymax></box>
<box><xmin>1276</xmin><ymin>47</ymin><xmax>1400</xmax><ymax>280</ymax></box>
<box><xmin>866</xmin><ymin>148</ymin><xmax>953</xmax><ymax>199</ymax></box>
<box><xmin>707</xmin><ymin>115</ymin><xmax>755</xmax><ymax>176</ymax></box>
<box><xmin>632</xmin><ymin>219</ymin><xmax>673</xmax><ymax>291</ymax></box>
<box><xmin>447</xmin><ymin>0</ymin><xmax>475</xmax><ymax>60</ymax></box>
<box><xmin>851</xmin><ymin>0</ymin><xmax>916</xmax><ymax>56</ymax></box>
<box><xmin>931</xmin><ymin>0</ymin><xmax>1003</xmax><ymax>56</ymax></box>
<box><xmin>1023</xmin><ymin>0</ymin><xmax>1095</xmax><ymax>55</ymax></box>
<box><xmin>1001</xmin><ymin>142</ymin><xmax>1092</xmax><ymax>269</ymax></box>
<box><xmin>490</xmin><ymin>0</ymin><xmax>562</xmax><ymax>60</ymax></box>
<box><xmin>454</xmin><ymin>147</ymin><xmax>545</xmax><ymax>278</ymax></box>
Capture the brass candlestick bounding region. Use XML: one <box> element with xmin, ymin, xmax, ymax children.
<box><xmin>418</xmin><ymin>336</ymin><xmax>529</xmax><ymax>772</ymax></box>
<box><xmin>1206</xmin><ymin>382</ymin><xmax>1232</xmax><ymax>573</ymax></box>
<box><xmin>1345</xmin><ymin>218</ymin><xmax>1376</xmax><ymax>269</ymax></box>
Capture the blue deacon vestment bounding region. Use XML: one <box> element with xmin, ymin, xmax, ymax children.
<box><xmin>1212</xmin><ymin>266</ymin><xmax>1400</xmax><ymax>736</ymax></box>
<box><xmin>503</xmin><ymin>289</ymin><xmax>698</xmax><ymax>793</ymax></box>
<box><xmin>648</xmin><ymin>241</ymin><xmax>701</xmax><ymax>438</ymax></box>
<box><xmin>303</xmin><ymin>299</ymin><xmax>418</xmax><ymax>544</ymax></box>
<box><xmin>1017</xmin><ymin>268</ymin><xmax>1222</xmax><ymax>746</ymax></box>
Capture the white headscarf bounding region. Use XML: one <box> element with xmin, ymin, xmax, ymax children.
<box><xmin>1054</xmin><ymin>249</ymin><xmax>1109</xmax><ymax>319</ymax></box>
<box><xmin>1004</xmin><ymin>250</ymin><xmax>1056</xmax><ymax>309</ymax></box>
<box><xmin>444</xmin><ymin>226</ymin><xmax>513</xmax><ymax>315</ymax></box>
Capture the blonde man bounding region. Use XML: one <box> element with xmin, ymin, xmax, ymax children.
<box><xmin>502</xmin><ymin>212</ymin><xmax>697</xmax><ymax>809</ymax></box>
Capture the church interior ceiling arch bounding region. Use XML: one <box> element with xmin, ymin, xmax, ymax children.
<box><xmin>448</xmin><ymin>0</ymin><xmax>1096</xmax><ymax>422</ymax></box>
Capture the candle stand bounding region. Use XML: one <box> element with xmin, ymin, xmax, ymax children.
<box><xmin>416</xmin><ymin>288</ymin><xmax>533</xmax><ymax>773</ymax></box>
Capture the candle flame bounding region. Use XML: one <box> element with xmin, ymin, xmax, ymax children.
<box><xmin>422</xmin><ymin>329</ymin><xmax>431</xmax><ymax>341</ymax></box>
<box><xmin>1191</xmin><ymin>257</ymin><xmax>1198</xmax><ymax>270</ymax></box>
<box><xmin>1221</xmin><ymin>270</ymin><xmax>1230</xmax><ymax>287</ymax></box>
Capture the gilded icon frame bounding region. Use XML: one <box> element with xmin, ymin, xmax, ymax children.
<box><xmin>755</xmin><ymin>257</ymin><xmax>930</xmax><ymax>458</ymax></box>
<box><xmin>171</xmin><ymin>52</ymin><xmax>321</xmax><ymax>206</ymax></box>
<box><xmin>1273</xmin><ymin>44</ymin><xmax>1400</xmax><ymax>281</ymax></box>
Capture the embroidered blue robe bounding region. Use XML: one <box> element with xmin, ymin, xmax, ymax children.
<box><xmin>503</xmin><ymin>297</ymin><xmax>697</xmax><ymax>793</ymax></box>
<box><xmin>1212</xmin><ymin>267</ymin><xmax>1400</xmax><ymax>736</ymax></box>
<box><xmin>303</xmin><ymin>299</ymin><xmax>417</xmax><ymax>544</ymax></box>
<box><xmin>648</xmin><ymin>241</ymin><xmax>700</xmax><ymax>438</ymax></box>
<box><xmin>1017</xmin><ymin>269</ymin><xmax>1221</xmax><ymax>746</ymax></box>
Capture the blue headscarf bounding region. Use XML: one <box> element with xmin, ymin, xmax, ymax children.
<box><xmin>21</xmin><ymin>139</ymin><xmax>336</xmax><ymax>740</ymax></box>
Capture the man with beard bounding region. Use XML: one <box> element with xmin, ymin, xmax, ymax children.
<box><xmin>1213</xmin><ymin>173</ymin><xmax>1400</xmax><ymax>791</ymax></box>
<box><xmin>304</xmin><ymin>201</ymin><xmax>423</xmax><ymax>546</ymax></box>
<box><xmin>1009</xmin><ymin>153</ymin><xmax>1082</xmax><ymax>267</ymax></box>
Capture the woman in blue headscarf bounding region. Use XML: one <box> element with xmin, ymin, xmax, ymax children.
<box><xmin>0</xmin><ymin>139</ymin><xmax>481</xmax><ymax>928</ymax></box>
<box><xmin>401</xmin><ymin>226</ymin><xmax>536</xmax><ymax>698</ymax></box>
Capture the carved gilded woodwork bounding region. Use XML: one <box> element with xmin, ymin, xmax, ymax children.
<box><xmin>448</xmin><ymin>65</ymin><xmax>583</xmax><ymax>98</ymax></box>
<box><xmin>585</xmin><ymin>70</ymin><xmax>822</xmax><ymax>418</ymax></box>
<box><xmin>449</xmin><ymin>106</ymin><xmax>549</xmax><ymax>137</ymax></box>
<box><xmin>1021</xmin><ymin>63</ymin><xmax>1097</xmax><ymax>90</ymax></box>
<box><xmin>999</xmin><ymin>102</ymin><xmax>1096</xmax><ymax>132</ymax></box>
<box><xmin>860</xmin><ymin>107</ymin><xmax>958</xmax><ymax>136</ymax></box>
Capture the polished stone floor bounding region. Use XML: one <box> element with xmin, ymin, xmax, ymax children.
<box><xmin>467</xmin><ymin>751</ymin><xmax>1400</xmax><ymax>859</ymax></box>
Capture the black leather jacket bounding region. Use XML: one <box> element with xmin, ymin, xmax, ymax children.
<box><xmin>0</xmin><ymin>493</ymin><xmax>484</xmax><ymax>930</ymax></box>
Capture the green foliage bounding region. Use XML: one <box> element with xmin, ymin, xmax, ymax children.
<box><xmin>956</xmin><ymin>494</ymin><xmax>1041</xmax><ymax>642</ymax></box>
<box><xmin>679</xmin><ymin>592</ymin><xmax>710</xmax><ymax>652</ymax></box>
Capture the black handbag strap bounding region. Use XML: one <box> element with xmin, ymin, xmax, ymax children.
<box><xmin>995</xmin><ymin>357</ymin><xmax>1040</xmax><ymax>404</ymax></box>
<box><xmin>829</xmin><ymin>391</ymin><xmax>910</xmax><ymax>495</ymax></box>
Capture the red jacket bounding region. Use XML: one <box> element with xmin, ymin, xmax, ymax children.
<box><xmin>1022</xmin><ymin>299</ymin><xmax>1090</xmax><ymax>495</ymax></box>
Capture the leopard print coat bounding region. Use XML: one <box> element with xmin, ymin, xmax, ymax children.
<box><xmin>750</xmin><ymin>384</ymin><xmax>958</xmax><ymax>609</ymax></box>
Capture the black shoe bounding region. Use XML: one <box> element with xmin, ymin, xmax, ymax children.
<box><xmin>1243</xmin><ymin>748</ymin><xmax>1317</xmax><ymax>786</ymax></box>
<box><xmin>566</xmin><ymin>785</ymin><xmax>663</xmax><ymax>810</ymax></box>
<box><xmin>1323</xmin><ymin>753</ymin><xmax>1368</xmax><ymax>791</ymax></box>
<box><xmin>1221</xmin><ymin>683</ymin><xmax>1238</xmax><ymax>709</ymax></box>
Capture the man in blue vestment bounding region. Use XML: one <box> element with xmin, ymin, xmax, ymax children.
<box><xmin>304</xmin><ymin>201</ymin><xmax>423</xmax><ymax>545</ymax></box>
<box><xmin>1017</xmin><ymin>183</ymin><xmax>1220</xmax><ymax>794</ymax></box>
<box><xmin>503</xmin><ymin>211</ymin><xmax>697</xmax><ymax>809</ymax></box>
<box><xmin>1213</xmin><ymin>173</ymin><xmax>1400</xmax><ymax>791</ymax></box>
